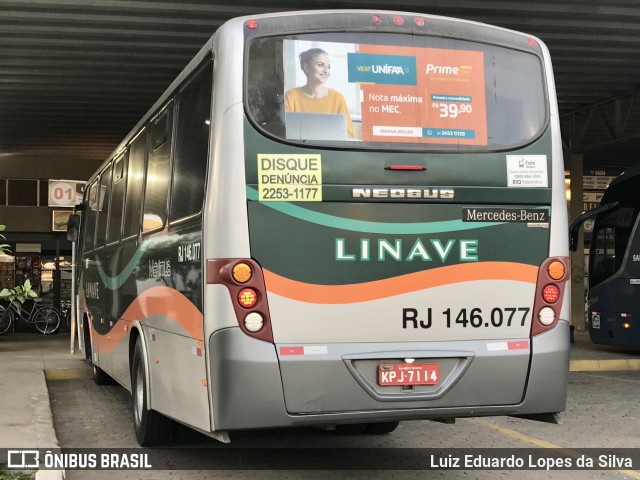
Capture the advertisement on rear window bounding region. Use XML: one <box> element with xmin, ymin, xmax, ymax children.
<box><xmin>283</xmin><ymin>39</ymin><xmax>487</xmax><ymax>145</ymax></box>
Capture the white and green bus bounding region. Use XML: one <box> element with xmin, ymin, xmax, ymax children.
<box><xmin>68</xmin><ymin>10</ymin><xmax>570</xmax><ymax>446</ymax></box>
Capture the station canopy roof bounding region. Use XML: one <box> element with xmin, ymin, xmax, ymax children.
<box><xmin>2</xmin><ymin>1</ymin><xmax>640</xmax><ymax>174</ymax></box>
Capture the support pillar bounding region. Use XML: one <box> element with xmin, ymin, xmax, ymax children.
<box><xmin>569</xmin><ymin>153</ymin><xmax>585</xmax><ymax>330</ymax></box>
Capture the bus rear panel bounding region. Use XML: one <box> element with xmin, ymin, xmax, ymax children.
<box><xmin>207</xmin><ymin>11</ymin><xmax>570</xmax><ymax>431</ymax></box>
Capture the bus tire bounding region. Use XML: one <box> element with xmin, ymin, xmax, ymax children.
<box><xmin>132</xmin><ymin>339</ymin><xmax>171</xmax><ymax>446</ymax></box>
<box><xmin>364</xmin><ymin>421</ymin><xmax>400</xmax><ymax>434</ymax></box>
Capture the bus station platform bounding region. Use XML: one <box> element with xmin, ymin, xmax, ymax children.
<box><xmin>0</xmin><ymin>329</ymin><xmax>639</xmax><ymax>478</ymax></box>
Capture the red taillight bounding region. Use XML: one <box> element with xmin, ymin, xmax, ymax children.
<box><xmin>372</xmin><ymin>15</ymin><xmax>382</xmax><ymax>24</ymax></box>
<box><xmin>238</xmin><ymin>288</ymin><xmax>258</xmax><ymax>308</ymax></box>
<box><xmin>542</xmin><ymin>284</ymin><xmax>560</xmax><ymax>303</ymax></box>
<box><xmin>393</xmin><ymin>16</ymin><xmax>404</xmax><ymax>25</ymax></box>
<box><xmin>245</xmin><ymin>20</ymin><xmax>258</xmax><ymax>30</ymax></box>
<box><xmin>414</xmin><ymin>17</ymin><xmax>425</xmax><ymax>27</ymax></box>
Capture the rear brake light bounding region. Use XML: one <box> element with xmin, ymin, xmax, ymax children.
<box><xmin>384</xmin><ymin>165</ymin><xmax>426</xmax><ymax>171</ymax></box>
<box><xmin>238</xmin><ymin>288</ymin><xmax>258</xmax><ymax>308</ymax></box>
<box><xmin>245</xmin><ymin>20</ymin><xmax>258</xmax><ymax>29</ymax></box>
<box><xmin>542</xmin><ymin>284</ymin><xmax>560</xmax><ymax>303</ymax></box>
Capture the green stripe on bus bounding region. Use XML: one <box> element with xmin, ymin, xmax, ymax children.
<box><xmin>246</xmin><ymin>187</ymin><xmax>504</xmax><ymax>234</ymax></box>
<box><xmin>97</xmin><ymin>244</ymin><xmax>148</xmax><ymax>290</ymax></box>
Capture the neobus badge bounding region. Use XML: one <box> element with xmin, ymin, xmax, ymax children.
<box><xmin>352</xmin><ymin>188</ymin><xmax>455</xmax><ymax>199</ymax></box>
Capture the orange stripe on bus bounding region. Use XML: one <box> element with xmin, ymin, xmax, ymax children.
<box><xmin>263</xmin><ymin>262</ymin><xmax>538</xmax><ymax>304</ymax></box>
<box><xmin>92</xmin><ymin>286</ymin><xmax>204</xmax><ymax>354</ymax></box>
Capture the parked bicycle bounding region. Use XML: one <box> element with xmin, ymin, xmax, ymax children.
<box><xmin>0</xmin><ymin>299</ymin><xmax>61</xmax><ymax>335</ymax></box>
<box><xmin>60</xmin><ymin>299</ymin><xmax>72</xmax><ymax>331</ymax></box>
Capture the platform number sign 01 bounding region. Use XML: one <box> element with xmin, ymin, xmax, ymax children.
<box><xmin>48</xmin><ymin>180</ymin><xmax>85</xmax><ymax>207</ymax></box>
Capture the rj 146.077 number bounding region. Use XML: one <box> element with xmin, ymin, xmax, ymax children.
<box><xmin>402</xmin><ymin>307</ymin><xmax>530</xmax><ymax>329</ymax></box>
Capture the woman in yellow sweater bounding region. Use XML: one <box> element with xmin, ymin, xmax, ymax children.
<box><xmin>285</xmin><ymin>48</ymin><xmax>354</xmax><ymax>139</ymax></box>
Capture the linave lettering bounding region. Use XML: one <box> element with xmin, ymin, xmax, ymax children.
<box><xmin>336</xmin><ymin>238</ymin><xmax>478</xmax><ymax>262</ymax></box>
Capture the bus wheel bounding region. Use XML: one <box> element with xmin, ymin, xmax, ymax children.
<box><xmin>132</xmin><ymin>339</ymin><xmax>171</xmax><ymax>446</ymax></box>
<box><xmin>364</xmin><ymin>421</ymin><xmax>400</xmax><ymax>434</ymax></box>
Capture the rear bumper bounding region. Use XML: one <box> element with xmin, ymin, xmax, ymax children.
<box><xmin>209</xmin><ymin>322</ymin><xmax>569</xmax><ymax>431</ymax></box>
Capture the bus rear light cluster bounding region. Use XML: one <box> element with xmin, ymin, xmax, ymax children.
<box><xmin>207</xmin><ymin>259</ymin><xmax>273</xmax><ymax>343</ymax></box>
<box><xmin>531</xmin><ymin>257</ymin><xmax>569</xmax><ymax>337</ymax></box>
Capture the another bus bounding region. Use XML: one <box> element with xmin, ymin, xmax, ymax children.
<box><xmin>67</xmin><ymin>10</ymin><xmax>570</xmax><ymax>446</ymax></box>
<box><xmin>570</xmin><ymin>164</ymin><xmax>640</xmax><ymax>349</ymax></box>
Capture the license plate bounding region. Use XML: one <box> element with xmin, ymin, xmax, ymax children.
<box><xmin>378</xmin><ymin>363</ymin><xmax>440</xmax><ymax>386</ymax></box>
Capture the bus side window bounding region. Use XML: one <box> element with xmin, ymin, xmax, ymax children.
<box><xmin>95</xmin><ymin>162</ymin><xmax>113</xmax><ymax>247</ymax></box>
<box><xmin>591</xmin><ymin>226</ymin><xmax>617</xmax><ymax>287</ymax></box>
<box><xmin>123</xmin><ymin>130</ymin><xmax>147</xmax><ymax>239</ymax></box>
<box><xmin>107</xmin><ymin>152</ymin><xmax>127</xmax><ymax>244</ymax></box>
<box><xmin>82</xmin><ymin>180</ymin><xmax>99</xmax><ymax>253</ymax></box>
<box><xmin>143</xmin><ymin>105</ymin><xmax>173</xmax><ymax>233</ymax></box>
<box><xmin>169</xmin><ymin>60</ymin><xmax>212</xmax><ymax>222</ymax></box>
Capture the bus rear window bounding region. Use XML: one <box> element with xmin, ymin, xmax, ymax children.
<box><xmin>246</xmin><ymin>33</ymin><xmax>547</xmax><ymax>150</ymax></box>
